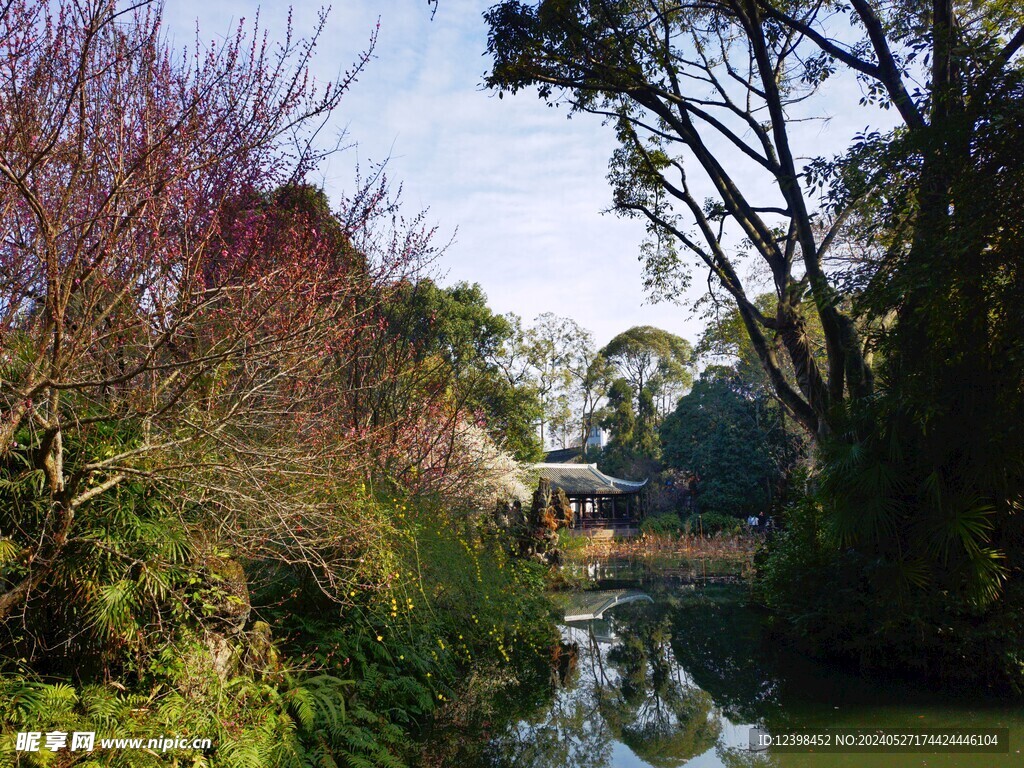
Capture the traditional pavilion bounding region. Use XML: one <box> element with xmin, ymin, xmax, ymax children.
<box><xmin>533</xmin><ymin>463</ymin><xmax>648</xmax><ymax>533</ymax></box>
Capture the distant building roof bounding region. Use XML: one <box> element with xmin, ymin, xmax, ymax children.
<box><xmin>543</xmin><ymin>447</ymin><xmax>583</xmax><ymax>464</ymax></box>
<box><xmin>533</xmin><ymin>463</ymin><xmax>648</xmax><ymax>496</ymax></box>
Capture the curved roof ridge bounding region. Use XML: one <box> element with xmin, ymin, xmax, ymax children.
<box><xmin>532</xmin><ymin>462</ymin><xmax>648</xmax><ymax>495</ymax></box>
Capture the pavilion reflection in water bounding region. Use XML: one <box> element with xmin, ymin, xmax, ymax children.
<box><xmin>487</xmin><ymin>588</ymin><xmax>735</xmax><ymax>768</ymax></box>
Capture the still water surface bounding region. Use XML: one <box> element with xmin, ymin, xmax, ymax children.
<box><xmin>479</xmin><ymin>561</ymin><xmax>1024</xmax><ymax>768</ymax></box>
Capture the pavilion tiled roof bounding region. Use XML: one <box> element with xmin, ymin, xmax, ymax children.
<box><xmin>533</xmin><ymin>463</ymin><xmax>648</xmax><ymax>496</ymax></box>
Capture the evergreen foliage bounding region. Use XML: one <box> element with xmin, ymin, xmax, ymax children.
<box><xmin>660</xmin><ymin>370</ymin><xmax>799</xmax><ymax>518</ymax></box>
<box><xmin>387</xmin><ymin>279</ymin><xmax>544</xmax><ymax>461</ymax></box>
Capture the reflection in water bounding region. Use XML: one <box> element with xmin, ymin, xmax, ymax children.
<box><xmin>601</xmin><ymin>613</ymin><xmax>720</xmax><ymax>767</ymax></box>
<box><xmin>561</xmin><ymin>589</ymin><xmax>654</xmax><ymax>622</ymax></box>
<box><xmin>480</xmin><ymin>582</ymin><xmax>1024</xmax><ymax>768</ymax></box>
<box><xmin>486</xmin><ymin>591</ymin><xmax>723</xmax><ymax>768</ymax></box>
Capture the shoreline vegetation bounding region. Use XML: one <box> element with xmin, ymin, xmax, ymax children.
<box><xmin>562</xmin><ymin>531</ymin><xmax>757</xmax><ymax>567</ymax></box>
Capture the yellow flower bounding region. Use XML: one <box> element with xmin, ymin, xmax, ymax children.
<box><xmin>376</xmin><ymin>635</ymin><xmax>383</xmax><ymax>642</ymax></box>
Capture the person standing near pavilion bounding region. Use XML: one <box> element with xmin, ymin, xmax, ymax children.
<box><xmin>687</xmin><ymin>473</ymin><xmax>699</xmax><ymax>514</ymax></box>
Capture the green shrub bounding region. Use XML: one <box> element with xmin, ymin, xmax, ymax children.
<box><xmin>683</xmin><ymin>511</ymin><xmax>742</xmax><ymax>536</ymax></box>
<box><xmin>0</xmin><ymin>480</ymin><xmax>559</xmax><ymax>766</ymax></box>
<box><xmin>639</xmin><ymin>513</ymin><xmax>684</xmax><ymax>536</ymax></box>
<box><xmin>260</xmin><ymin>494</ymin><xmax>559</xmax><ymax>763</ymax></box>
<box><xmin>754</xmin><ymin>485</ymin><xmax>1024</xmax><ymax>695</ymax></box>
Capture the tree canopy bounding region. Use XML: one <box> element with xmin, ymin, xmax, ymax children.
<box><xmin>596</xmin><ymin>326</ymin><xmax>692</xmax><ymax>465</ymax></box>
<box><xmin>661</xmin><ymin>367</ymin><xmax>798</xmax><ymax>516</ymax></box>
<box><xmin>388</xmin><ymin>279</ymin><xmax>544</xmax><ymax>460</ymax></box>
<box><xmin>603</xmin><ymin>326</ymin><xmax>692</xmax><ymax>414</ymax></box>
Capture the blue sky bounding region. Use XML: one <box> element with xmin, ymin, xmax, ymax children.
<box><xmin>163</xmin><ymin>1</ymin><xmax>895</xmax><ymax>348</ymax></box>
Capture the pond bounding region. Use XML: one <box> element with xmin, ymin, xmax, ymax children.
<box><xmin>470</xmin><ymin>562</ymin><xmax>1024</xmax><ymax>768</ymax></box>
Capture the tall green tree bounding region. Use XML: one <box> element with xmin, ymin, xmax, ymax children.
<box><xmin>600</xmin><ymin>326</ymin><xmax>692</xmax><ymax>458</ymax></box>
<box><xmin>661</xmin><ymin>367</ymin><xmax>798</xmax><ymax>517</ymax></box>
<box><xmin>576</xmin><ymin>351</ymin><xmax>615</xmax><ymax>458</ymax></box>
<box><xmin>484</xmin><ymin>0</ymin><xmax>1021</xmax><ymax>439</ymax></box>
<box><xmin>389</xmin><ymin>279</ymin><xmax>544</xmax><ymax>460</ymax></box>
<box><xmin>497</xmin><ymin>312</ymin><xmax>602</xmax><ymax>452</ymax></box>
<box><xmin>485</xmin><ymin>0</ymin><xmax>878</xmax><ymax>440</ymax></box>
<box><xmin>816</xmin><ymin>72</ymin><xmax>1024</xmax><ymax>618</ymax></box>
<box><xmin>798</xmin><ymin>0</ymin><xmax>1024</xmax><ymax>619</ymax></box>
<box><xmin>525</xmin><ymin>313</ymin><xmax>580</xmax><ymax>449</ymax></box>
<box><xmin>598</xmin><ymin>378</ymin><xmax>638</xmax><ymax>471</ymax></box>
<box><xmin>602</xmin><ymin>327</ymin><xmax>692</xmax><ymax>408</ymax></box>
